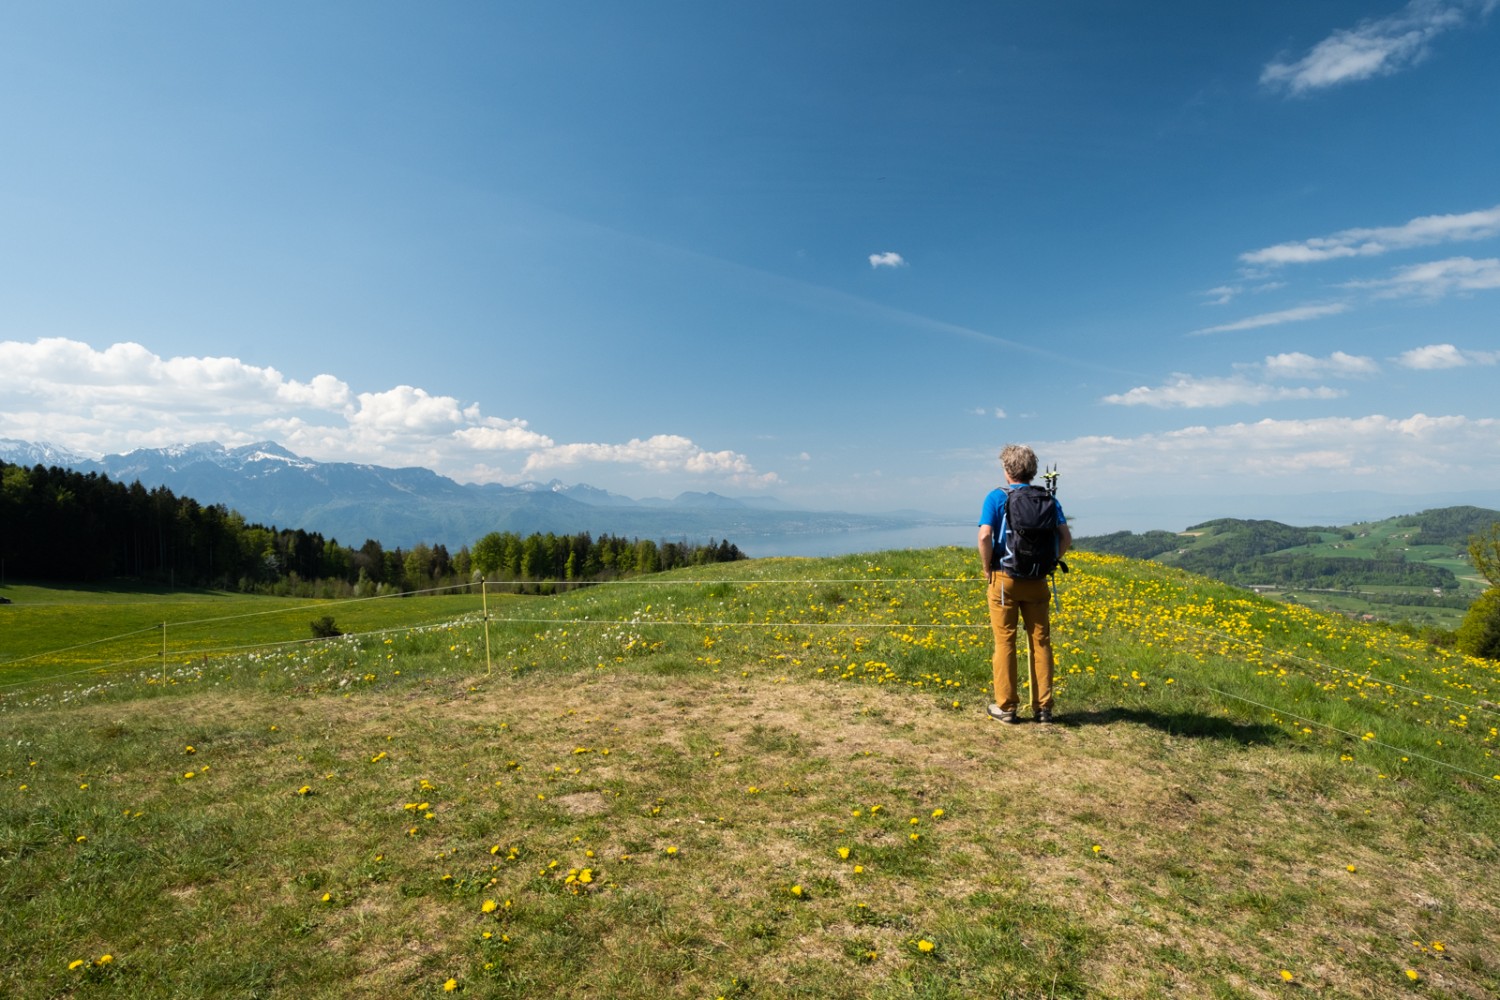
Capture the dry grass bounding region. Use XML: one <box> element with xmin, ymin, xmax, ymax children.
<box><xmin>7</xmin><ymin>659</ymin><xmax>1497</xmax><ymax>998</ymax></box>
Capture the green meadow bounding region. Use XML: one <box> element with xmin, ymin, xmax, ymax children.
<box><xmin>2</xmin><ymin>550</ymin><xmax>1498</xmax><ymax>998</ymax></box>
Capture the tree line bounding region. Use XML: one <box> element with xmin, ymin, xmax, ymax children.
<box><xmin>0</xmin><ymin>462</ymin><xmax>744</xmax><ymax>595</ymax></box>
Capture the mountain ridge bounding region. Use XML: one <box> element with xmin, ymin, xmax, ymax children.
<box><xmin>0</xmin><ymin>438</ymin><xmax>935</xmax><ymax>548</ymax></box>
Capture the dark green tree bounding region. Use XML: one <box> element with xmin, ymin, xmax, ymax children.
<box><xmin>1456</xmin><ymin>587</ymin><xmax>1500</xmax><ymax>660</ymax></box>
<box><xmin>1468</xmin><ymin>523</ymin><xmax>1500</xmax><ymax>586</ymax></box>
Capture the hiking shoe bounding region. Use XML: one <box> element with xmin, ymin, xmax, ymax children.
<box><xmin>987</xmin><ymin>704</ymin><xmax>1018</xmax><ymax>725</ymax></box>
<box><xmin>1035</xmin><ymin>709</ymin><xmax>1053</xmax><ymax>724</ymax></box>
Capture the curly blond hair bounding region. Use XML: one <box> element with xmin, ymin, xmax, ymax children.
<box><xmin>1000</xmin><ymin>444</ymin><xmax>1038</xmax><ymax>483</ymax></box>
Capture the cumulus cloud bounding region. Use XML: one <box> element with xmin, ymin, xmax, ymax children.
<box><xmin>1261</xmin><ymin>351</ymin><xmax>1380</xmax><ymax>379</ymax></box>
<box><xmin>0</xmin><ymin>337</ymin><xmax>770</xmax><ymax>489</ymax></box>
<box><xmin>1260</xmin><ymin>0</ymin><xmax>1488</xmax><ymax>95</ymax></box>
<box><xmin>1393</xmin><ymin>343</ymin><xmax>1500</xmax><ymax>368</ymax></box>
<box><xmin>868</xmin><ymin>251</ymin><xmax>907</xmax><ymax>269</ymax></box>
<box><xmin>1191</xmin><ymin>302</ymin><xmax>1348</xmax><ymax>335</ymax></box>
<box><xmin>1241</xmin><ymin>204</ymin><xmax>1500</xmax><ymax>267</ymax></box>
<box><xmin>1103</xmin><ymin>375</ymin><xmax>1344</xmax><ymax>409</ymax></box>
<box><xmin>1049</xmin><ymin>412</ymin><xmax>1500</xmax><ymax>493</ymax></box>
<box><xmin>521</xmin><ymin>435</ymin><xmax>777</xmax><ymax>487</ymax></box>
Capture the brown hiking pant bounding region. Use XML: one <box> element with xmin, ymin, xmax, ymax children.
<box><xmin>987</xmin><ymin>572</ymin><xmax>1054</xmax><ymax>714</ymax></box>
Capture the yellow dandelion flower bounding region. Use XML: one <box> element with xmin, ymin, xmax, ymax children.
<box><xmin>665</xmin><ymin>846</ymin><xmax>678</xmax><ymax>856</ymax></box>
<box><xmin>790</xmin><ymin>884</ymin><xmax>803</xmax><ymax>897</ymax></box>
<box><xmin>931</xmin><ymin>808</ymin><xmax>944</xmax><ymax>819</ymax></box>
<box><xmin>321</xmin><ymin>892</ymin><xmax>331</xmax><ymax>902</ymax></box>
<box><xmin>917</xmin><ymin>939</ymin><xmax>935</xmax><ymax>953</ymax></box>
<box><xmin>1279</xmin><ymin>969</ymin><xmax>1293</xmax><ymax>982</ymax></box>
<box><xmin>97</xmin><ymin>955</ymin><xmax>113</xmax><ymax>965</ymax></box>
<box><xmin>443</xmin><ymin>978</ymin><xmax>458</xmax><ymax>992</ymax></box>
<box><xmin>1432</xmin><ymin>941</ymin><xmax>1445</xmax><ymax>952</ymax></box>
<box><xmin>69</xmin><ymin>959</ymin><xmax>86</xmax><ymax>970</ymax></box>
<box><xmin>853</xmin><ymin>864</ymin><xmax>864</xmax><ymax>874</ymax></box>
<box><xmin>838</xmin><ymin>847</ymin><xmax>850</xmax><ymax>860</ymax></box>
<box><xmin>481</xmin><ymin>899</ymin><xmax>498</xmax><ymax>913</ymax></box>
<box><xmin>1346</xmin><ymin>864</ymin><xmax>1356</xmax><ymax>872</ymax></box>
<box><xmin>1405</xmin><ymin>969</ymin><xmax>1420</xmax><ymax>981</ymax></box>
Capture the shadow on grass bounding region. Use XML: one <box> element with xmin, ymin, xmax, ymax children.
<box><xmin>1051</xmin><ymin>707</ymin><xmax>1282</xmax><ymax>744</ymax></box>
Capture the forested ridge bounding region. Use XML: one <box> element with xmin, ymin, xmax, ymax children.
<box><xmin>0</xmin><ymin>462</ymin><xmax>743</xmax><ymax>594</ymax></box>
<box><xmin>1076</xmin><ymin>511</ymin><xmax>1494</xmax><ymax>592</ymax></box>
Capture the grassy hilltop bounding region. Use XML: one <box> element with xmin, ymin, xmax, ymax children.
<box><xmin>2</xmin><ymin>550</ymin><xmax>1499</xmax><ymax>999</ymax></box>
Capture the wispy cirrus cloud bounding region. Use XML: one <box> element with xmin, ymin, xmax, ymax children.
<box><xmin>1261</xmin><ymin>350</ymin><xmax>1381</xmax><ymax>379</ymax></box>
<box><xmin>1051</xmin><ymin>412</ymin><xmax>1500</xmax><ymax>494</ymax></box>
<box><xmin>1240</xmin><ymin>204</ymin><xmax>1500</xmax><ymax>267</ymax></box>
<box><xmin>1351</xmin><ymin>255</ymin><xmax>1500</xmax><ymax>297</ymax></box>
<box><xmin>1394</xmin><ymin>342</ymin><xmax>1500</xmax><ymax>368</ymax></box>
<box><xmin>0</xmin><ymin>337</ymin><xmax>775</xmax><ymax>488</ymax></box>
<box><xmin>1191</xmin><ymin>302</ymin><xmax>1348</xmax><ymax>335</ymax></box>
<box><xmin>1102</xmin><ymin>375</ymin><xmax>1344</xmax><ymax>409</ymax></box>
<box><xmin>1200</xmin><ymin>281</ymin><xmax>1287</xmax><ymax>305</ymax></box>
<box><xmin>1260</xmin><ymin>0</ymin><xmax>1492</xmax><ymax>95</ymax></box>
<box><xmin>868</xmin><ymin>251</ymin><xmax>907</xmax><ymax>269</ymax></box>
<box><xmin>1104</xmin><ymin>350</ymin><xmax>1383</xmax><ymax>409</ymax></box>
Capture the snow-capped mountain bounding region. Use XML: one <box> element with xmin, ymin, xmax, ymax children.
<box><xmin>0</xmin><ymin>439</ymin><xmax>921</xmax><ymax>548</ymax></box>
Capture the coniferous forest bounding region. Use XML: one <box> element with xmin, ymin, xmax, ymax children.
<box><xmin>0</xmin><ymin>462</ymin><xmax>744</xmax><ymax>595</ymax></box>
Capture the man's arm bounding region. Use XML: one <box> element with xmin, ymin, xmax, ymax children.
<box><xmin>978</xmin><ymin>524</ymin><xmax>994</xmax><ymax>584</ymax></box>
<box><xmin>1058</xmin><ymin>523</ymin><xmax>1072</xmax><ymax>556</ymax></box>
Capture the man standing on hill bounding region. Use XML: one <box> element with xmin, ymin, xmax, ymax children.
<box><xmin>978</xmin><ymin>444</ymin><xmax>1071</xmax><ymax>724</ymax></box>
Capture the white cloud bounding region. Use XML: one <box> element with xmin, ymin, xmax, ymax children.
<box><xmin>1191</xmin><ymin>302</ymin><xmax>1348</xmax><ymax>335</ymax></box>
<box><xmin>521</xmin><ymin>435</ymin><xmax>778</xmax><ymax>487</ymax></box>
<box><xmin>1355</xmin><ymin>255</ymin><xmax>1500</xmax><ymax>297</ymax></box>
<box><xmin>1202</xmin><ymin>285</ymin><xmax>1240</xmax><ymax>306</ymax></box>
<box><xmin>1262</xmin><ymin>351</ymin><xmax>1380</xmax><ymax>379</ymax></box>
<box><xmin>452</xmin><ymin>419</ymin><xmax>554</xmax><ymax>451</ymax></box>
<box><xmin>0</xmin><ymin>337</ymin><xmax>769</xmax><ymax>489</ymax></box>
<box><xmin>1241</xmin><ymin>204</ymin><xmax>1500</xmax><ymax>267</ymax></box>
<box><xmin>1260</xmin><ymin>0</ymin><xmax>1487</xmax><ymax>95</ymax></box>
<box><xmin>349</xmin><ymin>385</ymin><xmax>468</xmax><ymax>433</ymax></box>
<box><xmin>1394</xmin><ymin>343</ymin><xmax>1500</xmax><ymax>368</ymax></box>
<box><xmin>993</xmin><ymin>407</ymin><xmax>1008</xmax><ymax>419</ymax></box>
<box><xmin>868</xmin><ymin>251</ymin><xmax>907</xmax><ymax>269</ymax></box>
<box><xmin>1050</xmin><ymin>412</ymin><xmax>1500</xmax><ymax>495</ymax></box>
<box><xmin>1103</xmin><ymin>375</ymin><xmax>1344</xmax><ymax>409</ymax></box>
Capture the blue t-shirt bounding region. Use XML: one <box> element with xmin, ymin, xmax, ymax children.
<box><xmin>979</xmin><ymin>484</ymin><xmax>1066</xmax><ymax>570</ymax></box>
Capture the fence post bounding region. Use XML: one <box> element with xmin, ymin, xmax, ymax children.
<box><xmin>160</xmin><ymin>622</ymin><xmax>167</xmax><ymax>686</ymax></box>
<box><xmin>482</xmin><ymin>578</ymin><xmax>492</xmax><ymax>676</ymax></box>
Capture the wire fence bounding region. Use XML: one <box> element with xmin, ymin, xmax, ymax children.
<box><xmin>3</xmin><ymin>573</ymin><xmax>1496</xmax><ymax>786</ymax></box>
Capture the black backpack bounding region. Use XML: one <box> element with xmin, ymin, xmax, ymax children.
<box><xmin>997</xmin><ymin>485</ymin><xmax>1060</xmax><ymax>579</ymax></box>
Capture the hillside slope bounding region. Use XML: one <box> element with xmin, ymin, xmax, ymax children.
<box><xmin>1078</xmin><ymin>505</ymin><xmax>1499</xmax><ymax>628</ymax></box>
<box><xmin>3</xmin><ymin>550</ymin><xmax>1498</xmax><ymax>998</ymax></box>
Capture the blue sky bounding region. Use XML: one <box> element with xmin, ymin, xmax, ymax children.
<box><xmin>2</xmin><ymin>1</ymin><xmax>1498</xmax><ymax>533</ymax></box>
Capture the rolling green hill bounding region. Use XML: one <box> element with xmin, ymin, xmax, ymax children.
<box><xmin>1078</xmin><ymin>505</ymin><xmax>1499</xmax><ymax>629</ymax></box>
<box><xmin>2</xmin><ymin>549</ymin><xmax>1498</xmax><ymax>998</ymax></box>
